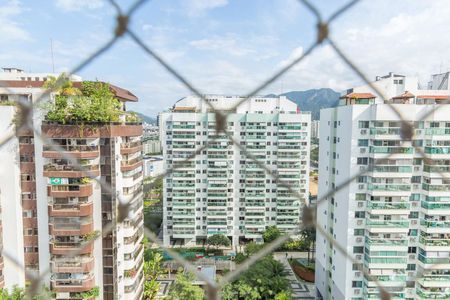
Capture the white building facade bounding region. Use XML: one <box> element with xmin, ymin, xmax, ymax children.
<box><xmin>316</xmin><ymin>72</ymin><xmax>450</xmax><ymax>300</ymax></box>
<box><xmin>160</xmin><ymin>95</ymin><xmax>311</xmax><ymax>247</ymax></box>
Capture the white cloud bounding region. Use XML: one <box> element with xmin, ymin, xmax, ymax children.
<box><xmin>273</xmin><ymin>0</ymin><xmax>450</xmax><ymax>93</ymax></box>
<box><xmin>189</xmin><ymin>35</ymin><xmax>254</xmax><ymax>57</ymax></box>
<box><xmin>0</xmin><ymin>0</ymin><xmax>31</xmax><ymax>42</ymax></box>
<box><xmin>182</xmin><ymin>0</ymin><xmax>228</xmax><ymax>17</ymax></box>
<box><xmin>55</xmin><ymin>0</ymin><xmax>103</xmax><ymax>11</ymax></box>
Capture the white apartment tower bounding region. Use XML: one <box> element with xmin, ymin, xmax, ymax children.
<box><xmin>160</xmin><ymin>95</ymin><xmax>311</xmax><ymax>247</ymax></box>
<box><xmin>0</xmin><ymin>68</ymin><xmax>144</xmax><ymax>299</ymax></box>
<box><xmin>316</xmin><ymin>72</ymin><xmax>450</xmax><ymax>300</ymax></box>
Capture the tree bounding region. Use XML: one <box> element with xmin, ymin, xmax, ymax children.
<box><xmin>220</xmin><ymin>255</ymin><xmax>291</xmax><ymax>300</ymax></box>
<box><xmin>262</xmin><ymin>226</ymin><xmax>281</xmax><ymax>243</ymax></box>
<box><xmin>143</xmin><ymin>252</ymin><xmax>164</xmax><ymax>299</ymax></box>
<box><xmin>43</xmin><ymin>74</ymin><xmax>82</xmax><ymax>96</ymax></box>
<box><xmin>207</xmin><ymin>234</ymin><xmax>231</xmax><ymax>249</ymax></box>
<box><xmin>301</xmin><ymin>227</ymin><xmax>316</xmax><ymax>264</ymax></box>
<box><xmin>0</xmin><ymin>285</ymin><xmax>55</xmax><ymax>300</ymax></box>
<box><xmin>166</xmin><ymin>269</ymin><xmax>204</xmax><ymax>300</ymax></box>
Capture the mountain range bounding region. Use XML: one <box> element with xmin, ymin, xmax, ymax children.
<box><xmin>267</xmin><ymin>88</ymin><xmax>340</xmax><ymax>120</ymax></box>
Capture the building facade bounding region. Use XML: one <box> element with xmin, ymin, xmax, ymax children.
<box><xmin>160</xmin><ymin>95</ymin><xmax>310</xmax><ymax>247</ymax></box>
<box><xmin>0</xmin><ymin>68</ymin><xmax>144</xmax><ymax>299</ymax></box>
<box><xmin>316</xmin><ymin>72</ymin><xmax>450</xmax><ymax>300</ymax></box>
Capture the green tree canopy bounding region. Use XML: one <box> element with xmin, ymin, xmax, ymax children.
<box><xmin>166</xmin><ymin>269</ymin><xmax>204</xmax><ymax>300</ymax></box>
<box><xmin>221</xmin><ymin>256</ymin><xmax>291</xmax><ymax>300</ymax></box>
<box><xmin>207</xmin><ymin>234</ymin><xmax>231</xmax><ymax>248</ymax></box>
<box><xmin>262</xmin><ymin>226</ymin><xmax>281</xmax><ymax>243</ymax></box>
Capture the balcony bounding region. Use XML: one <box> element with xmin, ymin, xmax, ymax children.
<box><xmin>44</xmin><ymin>163</ymin><xmax>100</xmax><ymax>178</ymax></box>
<box><xmin>48</xmin><ymin>201</ymin><xmax>93</xmax><ymax>217</ymax></box>
<box><xmin>120</xmin><ymin>141</ymin><xmax>142</xmax><ymax>155</ymax></box>
<box><xmin>49</xmin><ymin>220</ymin><xmax>94</xmax><ymax>236</ymax></box>
<box><xmin>42</xmin><ymin>145</ymin><xmax>99</xmax><ymax>159</ymax></box>
<box><xmin>51</xmin><ymin>274</ymin><xmax>95</xmax><ymax>293</ymax></box>
<box><xmin>369</xmin><ymin>146</ymin><xmax>413</xmax><ymax>154</ymax></box>
<box><xmin>51</xmin><ymin>257</ymin><xmax>95</xmax><ymax>273</ymax></box>
<box><xmin>416</xmin><ymin>286</ymin><xmax>450</xmax><ymax>299</ymax></box>
<box><xmin>50</xmin><ymin>242</ymin><xmax>93</xmax><ymax>255</ymax></box>
<box><xmin>121</xmin><ymin>157</ymin><xmax>143</xmax><ymax>172</ymax></box>
<box><xmin>366</xmin><ymin>220</ymin><xmax>409</xmax><ymax>228</ymax></box>
<box><xmin>48</xmin><ymin>184</ymin><xmax>93</xmax><ymax>198</ymax></box>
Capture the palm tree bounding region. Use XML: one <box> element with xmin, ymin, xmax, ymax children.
<box><xmin>143</xmin><ymin>252</ymin><xmax>164</xmax><ymax>299</ymax></box>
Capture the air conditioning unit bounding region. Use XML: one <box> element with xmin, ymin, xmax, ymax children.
<box><xmin>358</xmin><ymin>184</ymin><xmax>365</xmax><ymax>190</ymax></box>
<box><xmin>357</xmin><ymin>220</ymin><xmax>363</xmax><ymax>225</ymax></box>
<box><xmin>356</xmin><ymin>237</ymin><xmax>363</xmax><ymax>243</ymax></box>
<box><xmin>358</xmin><ymin>202</ymin><xmax>364</xmax><ymax>207</ymax></box>
<box><xmin>355</xmin><ymin>271</ymin><xmax>361</xmax><ymax>277</ymax></box>
<box><xmin>411</xmin><ymin>220</ymin><xmax>418</xmax><ymax>225</ymax></box>
<box><xmin>355</xmin><ymin>254</ymin><xmax>362</xmax><ymax>260</ymax></box>
<box><xmin>360</xmin><ymin>148</ymin><xmax>366</xmax><ymax>153</ymax></box>
<box><xmin>408</xmin><ymin>271</ymin><xmax>415</xmax><ymax>277</ymax></box>
<box><xmin>360</xmin><ymin>129</ymin><xmax>367</xmax><ymax>135</ymax></box>
<box><xmin>354</xmin><ymin>289</ymin><xmax>361</xmax><ymax>295</ymax></box>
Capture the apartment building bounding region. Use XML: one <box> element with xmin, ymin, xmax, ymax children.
<box><xmin>160</xmin><ymin>95</ymin><xmax>311</xmax><ymax>247</ymax></box>
<box><xmin>316</xmin><ymin>72</ymin><xmax>450</xmax><ymax>300</ymax></box>
<box><xmin>0</xmin><ymin>68</ymin><xmax>144</xmax><ymax>299</ymax></box>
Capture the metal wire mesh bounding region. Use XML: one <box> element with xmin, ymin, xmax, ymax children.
<box><xmin>0</xmin><ymin>0</ymin><xmax>449</xmax><ymax>299</ymax></box>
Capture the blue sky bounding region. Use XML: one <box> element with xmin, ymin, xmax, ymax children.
<box><xmin>1</xmin><ymin>0</ymin><xmax>450</xmax><ymax>117</ymax></box>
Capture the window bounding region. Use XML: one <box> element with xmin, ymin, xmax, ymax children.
<box><xmin>352</xmin><ymin>281</ymin><xmax>363</xmax><ymax>288</ymax></box>
<box><xmin>354</xmin><ymin>229</ymin><xmax>364</xmax><ymax>236</ymax></box>
<box><xmin>355</xmin><ymin>193</ymin><xmax>366</xmax><ymax>201</ymax></box>
<box><xmin>353</xmin><ymin>246</ymin><xmax>364</xmax><ymax>254</ymax></box>
<box><xmin>355</xmin><ymin>211</ymin><xmax>365</xmax><ymax>218</ymax></box>
<box><xmin>357</xmin><ymin>157</ymin><xmax>368</xmax><ymax>165</ymax></box>
<box><xmin>358</xmin><ymin>121</ymin><xmax>369</xmax><ymax>128</ymax></box>
<box><xmin>358</xmin><ymin>139</ymin><xmax>368</xmax><ymax>147</ymax></box>
<box><xmin>408</xmin><ymin>229</ymin><xmax>418</xmax><ymax>236</ymax></box>
<box><xmin>406</xmin><ymin>264</ymin><xmax>416</xmax><ymax>271</ymax></box>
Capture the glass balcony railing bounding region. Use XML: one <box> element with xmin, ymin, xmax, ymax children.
<box><xmin>422</xmin><ymin>184</ymin><xmax>450</xmax><ymax>191</ymax></box>
<box><xmin>425</xmin><ymin>128</ymin><xmax>450</xmax><ymax>135</ymax></box>
<box><xmin>424</xmin><ymin>147</ymin><xmax>450</xmax><ymax>154</ymax></box>
<box><xmin>367</xmin><ymin>184</ymin><xmax>411</xmax><ymax>191</ymax></box>
<box><xmin>418</xmin><ymin>254</ymin><xmax>450</xmax><ymax>264</ymax></box>
<box><xmin>366</xmin><ymin>220</ymin><xmax>409</xmax><ymax>228</ymax></box>
<box><xmin>367</xmin><ymin>202</ymin><xmax>410</xmax><ymax>210</ymax></box>
<box><xmin>369</xmin><ymin>146</ymin><xmax>413</xmax><ymax>154</ymax></box>
<box><xmin>419</xmin><ymin>237</ymin><xmax>450</xmax><ymax>246</ymax></box>
<box><xmin>420</xmin><ymin>219</ymin><xmax>450</xmax><ymax>228</ymax></box>
<box><xmin>417</xmin><ymin>286</ymin><xmax>450</xmax><ymax>299</ymax></box>
<box><xmin>370</xmin><ymin>128</ymin><xmax>401</xmax><ymax>135</ymax></box>
<box><xmin>372</xmin><ymin>166</ymin><xmax>412</xmax><ymax>173</ymax></box>
<box><xmin>421</xmin><ymin>201</ymin><xmax>450</xmax><ymax>210</ymax></box>
<box><xmin>365</xmin><ymin>237</ymin><xmax>408</xmax><ymax>246</ymax></box>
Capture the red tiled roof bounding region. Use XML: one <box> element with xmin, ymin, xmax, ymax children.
<box><xmin>392</xmin><ymin>91</ymin><xmax>415</xmax><ymax>99</ymax></box>
<box><xmin>0</xmin><ymin>80</ymin><xmax>138</xmax><ymax>102</ymax></box>
<box><xmin>340</xmin><ymin>92</ymin><xmax>376</xmax><ymax>99</ymax></box>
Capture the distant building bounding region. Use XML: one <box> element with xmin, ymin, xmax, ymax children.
<box><xmin>143</xmin><ymin>156</ymin><xmax>164</xmax><ymax>177</ymax></box>
<box><xmin>311</xmin><ymin>120</ymin><xmax>320</xmax><ymax>139</ymax></box>
<box><xmin>143</xmin><ymin>136</ymin><xmax>161</xmax><ymax>155</ymax></box>
<box><xmin>316</xmin><ymin>72</ymin><xmax>450</xmax><ymax>300</ymax></box>
<box><xmin>160</xmin><ymin>95</ymin><xmax>311</xmax><ymax>247</ymax></box>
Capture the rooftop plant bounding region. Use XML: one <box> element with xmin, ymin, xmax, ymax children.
<box><xmin>45</xmin><ymin>76</ymin><xmax>123</xmax><ymax>124</ymax></box>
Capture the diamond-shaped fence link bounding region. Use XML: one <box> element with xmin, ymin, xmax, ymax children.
<box><xmin>0</xmin><ymin>0</ymin><xmax>448</xmax><ymax>299</ymax></box>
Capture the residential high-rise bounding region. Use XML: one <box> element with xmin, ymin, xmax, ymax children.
<box><xmin>160</xmin><ymin>95</ymin><xmax>311</xmax><ymax>247</ymax></box>
<box><xmin>316</xmin><ymin>72</ymin><xmax>450</xmax><ymax>300</ymax></box>
<box><xmin>0</xmin><ymin>68</ymin><xmax>144</xmax><ymax>299</ymax></box>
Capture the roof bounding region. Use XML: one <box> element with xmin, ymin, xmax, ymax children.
<box><xmin>392</xmin><ymin>91</ymin><xmax>415</xmax><ymax>99</ymax></box>
<box><xmin>173</xmin><ymin>106</ymin><xmax>196</xmax><ymax>111</ymax></box>
<box><xmin>0</xmin><ymin>80</ymin><xmax>138</xmax><ymax>102</ymax></box>
<box><xmin>416</xmin><ymin>95</ymin><xmax>450</xmax><ymax>100</ymax></box>
<box><xmin>340</xmin><ymin>92</ymin><xmax>376</xmax><ymax>99</ymax></box>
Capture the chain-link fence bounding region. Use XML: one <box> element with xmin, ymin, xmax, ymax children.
<box><xmin>1</xmin><ymin>0</ymin><xmax>449</xmax><ymax>299</ymax></box>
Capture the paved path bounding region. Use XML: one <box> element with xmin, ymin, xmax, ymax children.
<box><xmin>273</xmin><ymin>252</ymin><xmax>315</xmax><ymax>300</ymax></box>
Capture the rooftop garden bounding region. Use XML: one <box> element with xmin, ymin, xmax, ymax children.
<box><xmin>44</xmin><ymin>75</ymin><xmax>140</xmax><ymax>124</ymax></box>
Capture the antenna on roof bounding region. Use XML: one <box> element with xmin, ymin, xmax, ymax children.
<box><xmin>50</xmin><ymin>38</ymin><xmax>55</xmax><ymax>73</ymax></box>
